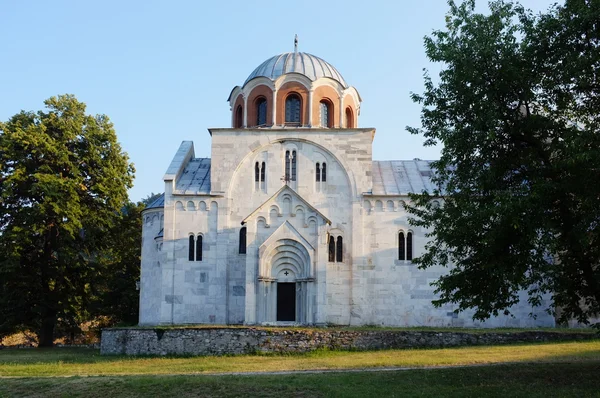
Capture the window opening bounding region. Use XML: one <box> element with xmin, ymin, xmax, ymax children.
<box><xmin>256</xmin><ymin>98</ymin><xmax>267</xmax><ymax>126</ymax></box>
<box><xmin>285</xmin><ymin>150</ymin><xmax>290</xmax><ymax>182</ymax></box>
<box><xmin>188</xmin><ymin>235</ymin><xmax>195</xmax><ymax>261</ymax></box>
<box><xmin>345</xmin><ymin>107</ymin><xmax>354</xmax><ymax>128</ymax></box>
<box><xmin>406</xmin><ymin>232</ymin><xmax>413</xmax><ymax>261</ymax></box>
<box><xmin>196</xmin><ymin>235</ymin><xmax>203</xmax><ymax>261</ymax></box>
<box><xmin>235</xmin><ymin>105</ymin><xmax>243</xmax><ymax>128</ymax></box>
<box><xmin>398</xmin><ymin>232</ymin><xmax>405</xmax><ymax>260</ymax></box>
<box><xmin>336</xmin><ymin>236</ymin><xmax>343</xmax><ymax>262</ymax></box>
<box><xmin>328</xmin><ymin>236</ymin><xmax>335</xmax><ymax>262</ymax></box>
<box><xmin>291</xmin><ymin>150</ymin><xmax>297</xmax><ymax>181</ymax></box>
<box><xmin>261</xmin><ymin>162</ymin><xmax>265</xmax><ymax>182</ymax></box>
<box><xmin>320</xmin><ymin>101</ymin><xmax>330</xmax><ymax>127</ymax></box>
<box><xmin>322</xmin><ymin>163</ymin><xmax>326</xmax><ymax>182</ymax></box>
<box><xmin>316</xmin><ymin>163</ymin><xmax>321</xmax><ymax>182</ymax></box>
<box><xmin>239</xmin><ymin>227</ymin><xmax>247</xmax><ymax>254</ymax></box>
<box><xmin>285</xmin><ymin>94</ymin><xmax>301</xmax><ymax>124</ymax></box>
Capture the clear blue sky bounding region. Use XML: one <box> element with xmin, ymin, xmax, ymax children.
<box><xmin>1</xmin><ymin>0</ymin><xmax>557</xmax><ymax>202</ymax></box>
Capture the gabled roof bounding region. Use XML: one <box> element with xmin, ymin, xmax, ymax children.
<box><xmin>241</xmin><ymin>185</ymin><xmax>331</xmax><ymax>225</ymax></box>
<box><xmin>174</xmin><ymin>158</ymin><xmax>211</xmax><ymax>194</ymax></box>
<box><xmin>370</xmin><ymin>160</ymin><xmax>437</xmax><ymax>195</ymax></box>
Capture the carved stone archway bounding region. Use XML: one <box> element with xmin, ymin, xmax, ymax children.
<box><xmin>257</xmin><ymin>238</ymin><xmax>315</xmax><ymax>324</ymax></box>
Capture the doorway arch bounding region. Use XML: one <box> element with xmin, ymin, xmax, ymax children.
<box><xmin>257</xmin><ymin>238</ymin><xmax>314</xmax><ymax>324</ymax></box>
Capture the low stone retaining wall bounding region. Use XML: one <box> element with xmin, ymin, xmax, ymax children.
<box><xmin>100</xmin><ymin>327</ymin><xmax>597</xmax><ymax>356</ymax></box>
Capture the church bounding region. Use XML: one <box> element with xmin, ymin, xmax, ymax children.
<box><xmin>138</xmin><ymin>45</ymin><xmax>554</xmax><ymax>328</ymax></box>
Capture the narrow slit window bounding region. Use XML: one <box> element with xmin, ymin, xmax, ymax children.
<box><xmin>260</xmin><ymin>162</ymin><xmax>265</xmax><ymax>182</ymax></box>
<box><xmin>398</xmin><ymin>232</ymin><xmax>405</xmax><ymax>260</ymax></box>
<box><xmin>336</xmin><ymin>236</ymin><xmax>343</xmax><ymax>262</ymax></box>
<box><xmin>235</xmin><ymin>105</ymin><xmax>243</xmax><ymax>128</ymax></box>
<box><xmin>322</xmin><ymin>163</ymin><xmax>326</xmax><ymax>182</ymax></box>
<box><xmin>255</xmin><ymin>162</ymin><xmax>259</xmax><ymax>182</ymax></box>
<box><xmin>239</xmin><ymin>227</ymin><xmax>247</xmax><ymax>254</ymax></box>
<box><xmin>406</xmin><ymin>232</ymin><xmax>413</xmax><ymax>261</ymax></box>
<box><xmin>188</xmin><ymin>235</ymin><xmax>195</xmax><ymax>261</ymax></box>
<box><xmin>328</xmin><ymin>236</ymin><xmax>335</xmax><ymax>262</ymax></box>
<box><xmin>320</xmin><ymin>101</ymin><xmax>330</xmax><ymax>127</ymax></box>
<box><xmin>291</xmin><ymin>150</ymin><xmax>297</xmax><ymax>181</ymax></box>
<box><xmin>285</xmin><ymin>150</ymin><xmax>290</xmax><ymax>182</ymax></box>
<box><xmin>316</xmin><ymin>163</ymin><xmax>321</xmax><ymax>182</ymax></box>
<box><xmin>196</xmin><ymin>235</ymin><xmax>203</xmax><ymax>261</ymax></box>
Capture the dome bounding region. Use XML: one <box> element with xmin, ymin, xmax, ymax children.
<box><xmin>244</xmin><ymin>52</ymin><xmax>348</xmax><ymax>88</ymax></box>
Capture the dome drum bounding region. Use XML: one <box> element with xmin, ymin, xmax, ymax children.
<box><xmin>229</xmin><ymin>51</ymin><xmax>361</xmax><ymax>129</ymax></box>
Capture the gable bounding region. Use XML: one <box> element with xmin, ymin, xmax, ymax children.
<box><xmin>241</xmin><ymin>185</ymin><xmax>331</xmax><ymax>226</ymax></box>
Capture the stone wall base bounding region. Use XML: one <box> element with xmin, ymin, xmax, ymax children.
<box><xmin>100</xmin><ymin>327</ymin><xmax>596</xmax><ymax>356</ymax></box>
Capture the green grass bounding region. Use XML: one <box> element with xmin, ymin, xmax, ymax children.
<box><xmin>1</xmin><ymin>362</ymin><xmax>599</xmax><ymax>397</ymax></box>
<box><xmin>1</xmin><ymin>340</ymin><xmax>599</xmax><ymax>377</ymax></box>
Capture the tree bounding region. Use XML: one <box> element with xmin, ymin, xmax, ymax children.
<box><xmin>406</xmin><ymin>0</ymin><xmax>600</xmax><ymax>324</ymax></box>
<box><xmin>88</xmin><ymin>201</ymin><xmax>144</xmax><ymax>327</ymax></box>
<box><xmin>0</xmin><ymin>95</ymin><xmax>134</xmax><ymax>346</ymax></box>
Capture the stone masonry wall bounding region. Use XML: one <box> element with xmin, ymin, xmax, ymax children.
<box><xmin>101</xmin><ymin>327</ymin><xmax>596</xmax><ymax>356</ymax></box>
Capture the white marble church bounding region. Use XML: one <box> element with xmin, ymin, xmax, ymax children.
<box><xmin>139</xmin><ymin>46</ymin><xmax>554</xmax><ymax>328</ymax></box>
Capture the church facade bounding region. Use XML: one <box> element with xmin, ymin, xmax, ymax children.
<box><xmin>139</xmin><ymin>49</ymin><xmax>554</xmax><ymax>328</ymax></box>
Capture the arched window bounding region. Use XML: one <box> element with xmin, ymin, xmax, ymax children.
<box><xmin>398</xmin><ymin>232</ymin><xmax>405</xmax><ymax>260</ymax></box>
<box><xmin>285</xmin><ymin>150</ymin><xmax>290</xmax><ymax>182</ymax></box>
<box><xmin>188</xmin><ymin>235</ymin><xmax>195</xmax><ymax>261</ymax></box>
<box><xmin>291</xmin><ymin>150</ymin><xmax>297</xmax><ymax>181</ymax></box>
<box><xmin>235</xmin><ymin>105</ymin><xmax>243</xmax><ymax>128</ymax></box>
<box><xmin>316</xmin><ymin>163</ymin><xmax>321</xmax><ymax>182</ymax></box>
<box><xmin>285</xmin><ymin>94</ymin><xmax>301</xmax><ymax>124</ymax></box>
<box><xmin>239</xmin><ymin>227</ymin><xmax>247</xmax><ymax>254</ymax></box>
<box><xmin>254</xmin><ymin>162</ymin><xmax>260</xmax><ymax>182</ymax></box>
<box><xmin>256</xmin><ymin>98</ymin><xmax>267</xmax><ymax>126</ymax></box>
<box><xmin>321</xmin><ymin>163</ymin><xmax>327</xmax><ymax>182</ymax></box>
<box><xmin>261</xmin><ymin>161</ymin><xmax>265</xmax><ymax>182</ymax></box>
<box><xmin>196</xmin><ymin>235</ymin><xmax>203</xmax><ymax>261</ymax></box>
<box><xmin>336</xmin><ymin>236</ymin><xmax>343</xmax><ymax>262</ymax></box>
<box><xmin>285</xmin><ymin>150</ymin><xmax>297</xmax><ymax>183</ymax></box>
<box><xmin>345</xmin><ymin>107</ymin><xmax>354</xmax><ymax>128</ymax></box>
<box><xmin>406</xmin><ymin>232</ymin><xmax>413</xmax><ymax>261</ymax></box>
<box><xmin>328</xmin><ymin>236</ymin><xmax>335</xmax><ymax>262</ymax></box>
<box><xmin>320</xmin><ymin>100</ymin><xmax>331</xmax><ymax>127</ymax></box>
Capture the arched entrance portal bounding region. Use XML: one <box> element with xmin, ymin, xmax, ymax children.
<box><xmin>257</xmin><ymin>238</ymin><xmax>315</xmax><ymax>324</ymax></box>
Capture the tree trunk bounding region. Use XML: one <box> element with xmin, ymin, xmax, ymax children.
<box><xmin>38</xmin><ymin>310</ymin><xmax>56</xmax><ymax>347</ymax></box>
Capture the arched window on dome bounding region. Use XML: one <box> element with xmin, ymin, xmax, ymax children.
<box><xmin>345</xmin><ymin>107</ymin><xmax>354</xmax><ymax>128</ymax></box>
<box><xmin>320</xmin><ymin>100</ymin><xmax>332</xmax><ymax>128</ymax></box>
<box><xmin>256</xmin><ymin>97</ymin><xmax>267</xmax><ymax>126</ymax></box>
<box><xmin>235</xmin><ymin>105</ymin><xmax>243</xmax><ymax>128</ymax></box>
<box><xmin>285</xmin><ymin>94</ymin><xmax>301</xmax><ymax>125</ymax></box>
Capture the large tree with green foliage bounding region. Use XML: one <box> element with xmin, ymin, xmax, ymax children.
<box><xmin>0</xmin><ymin>95</ymin><xmax>134</xmax><ymax>346</ymax></box>
<box><xmin>407</xmin><ymin>0</ymin><xmax>600</xmax><ymax>324</ymax></box>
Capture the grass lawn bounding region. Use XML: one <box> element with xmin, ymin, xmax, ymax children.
<box><xmin>0</xmin><ymin>340</ymin><xmax>599</xmax><ymax>377</ymax></box>
<box><xmin>1</xmin><ymin>362</ymin><xmax>599</xmax><ymax>397</ymax></box>
<box><xmin>1</xmin><ymin>341</ymin><xmax>599</xmax><ymax>397</ymax></box>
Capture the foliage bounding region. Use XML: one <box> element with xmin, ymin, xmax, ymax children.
<box><xmin>88</xmin><ymin>201</ymin><xmax>145</xmax><ymax>327</ymax></box>
<box><xmin>0</xmin><ymin>95</ymin><xmax>134</xmax><ymax>346</ymax></box>
<box><xmin>406</xmin><ymin>0</ymin><xmax>600</xmax><ymax>324</ymax></box>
